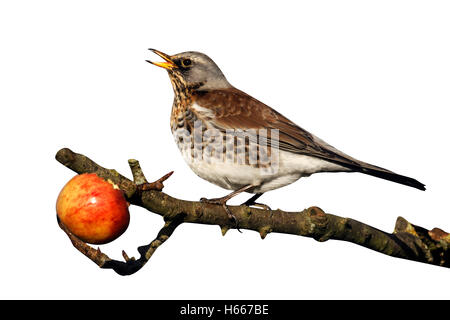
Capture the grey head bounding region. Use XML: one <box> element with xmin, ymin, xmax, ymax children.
<box><xmin>147</xmin><ymin>49</ymin><xmax>231</xmax><ymax>90</ymax></box>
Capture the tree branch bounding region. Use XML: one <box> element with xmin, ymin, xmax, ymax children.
<box><xmin>55</xmin><ymin>148</ymin><xmax>450</xmax><ymax>274</ymax></box>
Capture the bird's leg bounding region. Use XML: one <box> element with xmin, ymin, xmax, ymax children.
<box><xmin>242</xmin><ymin>193</ymin><xmax>271</xmax><ymax>211</ymax></box>
<box><xmin>200</xmin><ymin>185</ymin><xmax>254</xmax><ymax>230</ymax></box>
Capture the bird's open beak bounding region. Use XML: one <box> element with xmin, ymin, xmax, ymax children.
<box><xmin>146</xmin><ymin>49</ymin><xmax>176</xmax><ymax>70</ymax></box>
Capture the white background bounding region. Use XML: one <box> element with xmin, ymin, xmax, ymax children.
<box><xmin>1</xmin><ymin>1</ymin><xmax>449</xmax><ymax>299</ymax></box>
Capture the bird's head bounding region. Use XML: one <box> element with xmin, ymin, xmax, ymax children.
<box><xmin>147</xmin><ymin>49</ymin><xmax>230</xmax><ymax>92</ymax></box>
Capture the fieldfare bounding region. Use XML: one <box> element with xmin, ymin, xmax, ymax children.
<box><xmin>147</xmin><ymin>49</ymin><xmax>425</xmax><ymax>224</ymax></box>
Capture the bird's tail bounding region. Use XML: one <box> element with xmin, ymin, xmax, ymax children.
<box><xmin>355</xmin><ymin>166</ymin><xmax>426</xmax><ymax>190</ymax></box>
<box><xmin>303</xmin><ymin>135</ymin><xmax>426</xmax><ymax>190</ymax></box>
<box><xmin>323</xmin><ymin>154</ymin><xmax>426</xmax><ymax>190</ymax></box>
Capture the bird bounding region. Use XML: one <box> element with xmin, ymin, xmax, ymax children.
<box><xmin>146</xmin><ymin>49</ymin><xmax>425</xmax><ymax>223</ymax></box>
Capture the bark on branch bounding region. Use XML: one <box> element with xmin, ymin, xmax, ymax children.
<box><xmin>55</xmin><ymin>148</ymin><xmax>450</xmax><ymax>275</ymax></box>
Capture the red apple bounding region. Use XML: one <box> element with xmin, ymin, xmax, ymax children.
<box><xmin>56</xmin><ymin>173</ymin><xmax>130</xmax><ymax>244</ymax></box>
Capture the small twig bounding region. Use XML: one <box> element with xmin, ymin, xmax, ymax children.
<box><xmin>101</xmin><ymin>215</ymin><xmax>184</xmax><ymax>275</ymax></box>
<box><xmin>128</xmin><ymin>159</ymin><xmax>148</xmax><ymax>185</ymax></box>
<box><xmin>56</xmin><ymin>148</ymin><xmax>136</xmax><ymax>198</ymax></box>
<box><xmin>58</xmin><ymin>213</ymin><xmax>183</xmax><ymax>276</ymax></box>
<box><xmin>57</xmin><ymin>217</ymin><xmax>111</xmax><ymax>267</ymax></box>
<box><xmin>121</xmin><ymin>250</ymin><xmax>135</xmax><ymax>262</ymax></box>
<box><xmin>138</xmin><ymin>171</ymin><xmax>174</xmax><ymax>192</ymax></box>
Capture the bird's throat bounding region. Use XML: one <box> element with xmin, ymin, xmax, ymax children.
<box><xmin>168</xmin><ymin>71</ymin><xmax>198</xmax><ymax>135</ymax></box>
<box><xmin>168</xmin><ymin>72</ymin><xmax>189</xmax><ymax>102</ymax></box>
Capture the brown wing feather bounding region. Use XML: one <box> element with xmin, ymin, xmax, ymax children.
<box><xmin>190</xmin><ymin>88</ymin><xmax>425</xmax><ymax>190</ymax></box>
<box><xmin>191</xmin><ymin>87</ymin><xmax>425</xmax><ymax>190</ymax></box>
<box><xmin>193</xmin><ymin>88</ymin><xmax>361</xmax><ymax>167</ymax></box>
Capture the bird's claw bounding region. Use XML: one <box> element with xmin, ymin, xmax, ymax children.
<box><xmin>200</xmin><ymin>197</ymin><xmax>242</xmax><ymax>233</ymax></box>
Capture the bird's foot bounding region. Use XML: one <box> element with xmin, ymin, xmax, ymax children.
<box><xmin>200</xmin><ymin>197</ymin><xmax>241</xmax><ymax>232</ymax></box>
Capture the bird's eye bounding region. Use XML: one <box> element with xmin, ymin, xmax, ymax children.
<box><xmin>181</xmin><ymin>58</ymin><xmax>192</xmax><ymax>67</ymax></box>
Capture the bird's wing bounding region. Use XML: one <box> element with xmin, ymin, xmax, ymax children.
<box><xmin>192</xmin><ymin>87</ymin><xmax>425</xmax><ymax>190</ymax></box>
<box><xmin>191</xmin><ymin>87</ymin><xmax>426</xmax><ymax>190</ymax></box>
<box><xmin>193</xmin><ymin>87</ymin><xmax>370</xmax><ymax>169</ymax></box>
